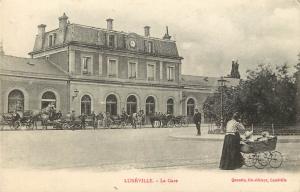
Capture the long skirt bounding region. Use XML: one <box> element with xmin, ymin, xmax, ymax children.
<box><xmin>219</xmin><ymin>132</ymin><xmax>243</xmax><ymax>170</ymax></box>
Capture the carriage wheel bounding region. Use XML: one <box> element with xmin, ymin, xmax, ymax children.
<box><xmin>62</xmin><ymin>123</ymin><xmax>70</xmax><ymax>130</ymax></box>
<box><xmin>13</xmin><ymin>121</ymin><xmax>20</xmax><ymax>130</ymax></box>
<box><xmin>242</xmin><ymin>153</ymin><xmax>256</xmax><ymax>167</ymax></box>
<box><xmin>167</xmin><ymin>120</ymin><xmax>175</xmax><ymax>128</ymax></box>
<box><xmin>269</xmin><ymin>151</ymin><xmax>283</xmax><ymax>168</ymax></box>
<box><xmin>254</xmin><ymin>152</ymin><xmax>268</xmax><ymax>169</ymax></box>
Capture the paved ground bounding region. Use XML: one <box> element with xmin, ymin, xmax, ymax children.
<box><xmin>1</xmin><ymin>126</ymin><xmax>300</xmax><ymax>171</ymax></box>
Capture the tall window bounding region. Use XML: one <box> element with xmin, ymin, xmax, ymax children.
<box><xmin>187</xmin><ymin>98</ymin><xmax>195</xmax><ymax>116</ymax></box>
<box><xmin>167</xmin><ymin>66</ymin><xmax>175</xmax><ymax>81</ymax></box>
<box><xmin>82</xmin><ymin>56</ymin><xmax>92</xmax><ymax>75</ymax></box>
<box><xmin>128</xmin><ymin>62</ymin><xmax>137</xmax><ymax>79</ymax></box>
<box><xmin>108</xmin><ymin>34</ymin><xmax>115</xmax><ymax>47</ymax></box>
<box><xmin>127</xmin><ymin>95</ymin><xmax>137</xmax><ymax>115</ymax></box>
<box><xmin>146</xmin><ymin>96</ymin><xmax>155</xmax><ymax>115</ymax></box>
<box><xmin>8</xmin><ymin>90</ymin><xmax>24</xmax><ymax>112</ymax></box>
<box><xmin>167</xmin><ymin>98</ymin><xmax>174</xmax><ymax>115</ymax></box>
<box><xmin>108</xmin><ymin>59</ymin><xmax>117</xmax><ymax>77</ymax></box>
<box><xmin>41</xmin><ymin>91</ymin><xmax>56</xmax><ymax>110</ymax></box>
<box><xmin>106</xmin><ymin>94</ymin><xmax>117</xmax><ymax>116</ymax></box>
<box><xmin>147</xmin><ymin>64</ymin><xmax>155</xmax><ymax>81</ymax></box>
<box><xmin>81</xmin><ymin>95</ymin><xmax>91</xmax><ymax>115</ymax></box>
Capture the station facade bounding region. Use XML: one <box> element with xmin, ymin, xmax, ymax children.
<box><xmin>0</xmin><ymin>13</ymin><xmax>239</xmax><ymax>121</ymax></box>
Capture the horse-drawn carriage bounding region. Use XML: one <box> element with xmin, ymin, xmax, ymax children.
<box><xmin>103</xmin><ymin>115</ymin><xmax>132</xmax><ymax>128</ymax></box>
<box><xmin>1</xmin><ymin>110</ymin><xmax>37</xmax><ymax>130</ymax></box>
<box><xmin>166</xmin><ymin>115</ymin><xmax>188</xmax><ymax>128</ymax></box>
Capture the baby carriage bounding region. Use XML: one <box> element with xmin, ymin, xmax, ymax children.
<box><xmin>240</xmin><ymin>133</ymin><xmax>283</xmax><ymax>169</ymax></box>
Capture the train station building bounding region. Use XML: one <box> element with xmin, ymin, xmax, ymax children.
<box><xmin>0</xmin><ymin>13</ymin><xmax>239</xmax><ymax>121</ymax></box>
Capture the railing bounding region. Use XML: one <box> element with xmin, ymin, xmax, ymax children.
<box><xmin>207</xmin><ymin>123</ymin><xmax>300</xmax><ymax>136</ymax></box>
<box><xmin>244</xmin><ymin>124</ymin><xmax>300</xmax><ymax>136</ymax></box>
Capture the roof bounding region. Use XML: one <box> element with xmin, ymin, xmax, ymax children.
<box><xmin>181</xmin><ymin>75</ymin><xmax>240</xmax><ymax>88</ymax></box>
<box><xmin>32</xmin><ymin>23</ymin><xmax>181</xmax><ymax>59</ymax></box>
<box><xmin>0</xmin><ymin>54</ymin><xmax>67</xmax><ymax>78</ymax></box>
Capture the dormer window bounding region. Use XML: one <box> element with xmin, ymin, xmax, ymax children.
<box><xmin>147</xmin><ymin>41</ymin><xmax>153</xmax><ymax>53</ymax></box>
<box><xmin>48</xmin><ymin>35</ymin><xmax>53</xmax><ymax>47</ymax></box>
<box><xmin>53</xmin><ymin>33</ymin><xmax>56</xmax><ymax>45</ymax></box>
<box><xmin>48</xmin><ymin>33</ymin><xmax>57</xmax><ymax>47</ymax></box>
<box><xmin>108</xmin><ymin>34</ymin><xmax>115</xmax><ymax>48</ymax></box>
<box><xmin>81</xmin><ymin>56</ymin><xmax>93</xmax><ymax>75</ymax></box>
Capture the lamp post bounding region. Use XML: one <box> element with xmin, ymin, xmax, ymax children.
<box><xmin>218</xmin><ymin>76</ymin><xmax>227</xmax><ymax>132</ymax></box>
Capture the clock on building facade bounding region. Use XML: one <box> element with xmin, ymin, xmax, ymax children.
<box><xmin>129</xmin><ymin>40</ymin><xmax>136</xmax><ymax>48</ymax></box>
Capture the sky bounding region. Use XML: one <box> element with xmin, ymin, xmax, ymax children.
<box><xmin>0</xmin><ymin>0</ymin><xmax>299</xmax><ymax>78</ymax></box>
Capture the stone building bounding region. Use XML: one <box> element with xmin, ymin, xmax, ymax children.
<box><xmin>0</xmin><ymin>13</ymin><xmax>239</xmax><ymax>121</ymax></box>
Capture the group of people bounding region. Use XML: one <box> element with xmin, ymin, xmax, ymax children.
<box><xmin>66</xmin><ymin>109</ymin><xmax>146</xmax><ymax>129</ymax></box>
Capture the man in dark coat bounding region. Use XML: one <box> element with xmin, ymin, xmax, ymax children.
<box><xmin>193</xmin><ymin>109</ymin><xmax>202</xmax><ymax>136</ymax></box>
<box><xmin>80</xmin><ymin>113</ymin><xmax>87</xmax><ymax>129</ymax></box>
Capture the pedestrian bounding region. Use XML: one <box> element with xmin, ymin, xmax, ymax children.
<box><xmin>91</xmin><ymin>111</ymin><xmax>97</xmax><ymax>129</ymax></box>
<box><xmin>132</xmin><ymin>112</ymin><xmax>137</xmax><ymax>129</ymax></box>
<box><xmin>219</xmin><ymin>112</ymin><xmax>245</xmax><ymax>170</ymax></box>
<box><xmin>137</xmin><ymin>111</ymin><xmax>143</xmax><ymax>128</ymax></box>
<box><xmin>70</xmin><ymin>110</ymin><xmax>76</xmax><ymax>130</ymax></box>
<box><xmin>193</xmin><ymin>109</ymin><xmax>202</xmax><ymax>136</ymax></box>
<box><xmin>97</xmin><ymin>112</ymin><xmax>104</xmax><ymax>128</ymax></box>
<box><xmin>80</xmin><ymin>113</ymin><xmax>86</xmax><ymax>129</ymax></box>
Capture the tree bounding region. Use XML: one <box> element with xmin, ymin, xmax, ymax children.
<box><xmin>203</xmin><ymin>63</ymin><xmax>297</xmax><ymax>126</ymax></box>
<box><xmin>203</xmin><ymin>85</ymin><xmax>239</xmax><ymax>126</ymax></box>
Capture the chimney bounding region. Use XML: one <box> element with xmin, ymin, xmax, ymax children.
<box><xmin>59</xmin><ymin>13</ymin><xmax>69</xmax><ymax>29</ymax></box>
<box><xmin>163</xmin><ymin>26</ymin><xmax>171</xmax><ymax>40</ymax></box>
<box><xmin>38</xmin><ymin>24</ymin><xmax>46</xmax><ymax>36</ymax></box>
<box><xmin>144</xmin><ymin>26</ymin><xmax>150</xmax><ymax>37</ymax></box>
<box><xmin>106</xmin><ymin>18</ymin><xmax>113</xmax><ymax>30</ymax></box>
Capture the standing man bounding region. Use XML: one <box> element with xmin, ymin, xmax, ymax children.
<box><xmin>70</xmin><ymin>110</ymin><xmax>76</xmax><ymax>131</ymax></box>
<box><xmin>193</xmin><ymin>109</ymin><xmax>202</xmax><ymax>136</ymax></box>
<box><xmin>80</xmin><ymin>113</ymin><xmax>86</xmax><ymax>129</ymax></box>
<box><xmin>91</xmin><ymin>111</ymin><xmax>97</xmax><ymax>129</ymax></box>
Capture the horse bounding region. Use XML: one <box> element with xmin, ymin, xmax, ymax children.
<box><xmin>40</xmin><ymin>110</ymin><xmax>62</xmax><ymax>130</ymax></box>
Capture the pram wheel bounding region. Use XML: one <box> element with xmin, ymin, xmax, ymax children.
<box><xmin>269</xmin><ymin>151</ymin><xmax>283</xmax><ymax>168</ymax></box>
<box><xmin>254</xmin><ymin>152</ymin><xmax>268</xmax><ymax>169</ymax></box>
<box><xmin>242</xmin><ymin>153</ymin><xmax>256</xmax><ymax>167</ymax></box>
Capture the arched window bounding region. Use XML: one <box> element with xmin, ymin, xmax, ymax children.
<box><xmin>146</xmin><ymin>96</ymin><xmax>155</xmax><ymax>115</ymax></box>
<box><xmin>127</xmin><ymin>95</ymin><xmax>137</xmax><ymax>115</ymax></box>
<box><xmin>167</xmin><ymin>98</ymin><xmax>174</xmax><ymax>115</ymax></box>
<box><xmin>81</xmin><ymin>95</ymin><xmax>91</xmax><ymax>115</ymax></box>
<box><xmin>8</xmin><ymin>90</ymin><xmax>24</xmax><ymax>112</ymax></box>
<box><xmin>187</xmin><ymin>98</ymin><xmax>195</xmax><ymax>116</ymax></box>
<box><xmin>41</xmin><ymin>91</ymin><xmax>56</xmax><ymax>110</ymax></box>
<box><xmin>106</xmin><ymin>94</ymin><xmax>117</xmax><ymax>116</ymax></box>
